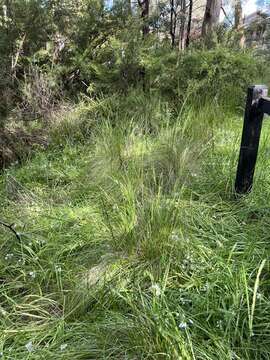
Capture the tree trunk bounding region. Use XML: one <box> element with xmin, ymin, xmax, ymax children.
<box><xmin>178</xmin><ymin>0</ymin><xmax>186</xmax><ymax>50</ymax></box>
<box><xmin>201</xmin><ymin>0</ymin><xmax>222</xmax><ymax>37</ymax></box>
<box><xmin>138</xmin><ymin>0</ymin><xmax>150</xmax><ymax>37</ymax></box>
<box><xmin>235</xmin><ymin>0</ymin><xmax>245</xmax><ymax>48</ymax></box>
<box><xmin>127</xmin><ymin>0</ymin><xmax>132</xmax><ymax>15</ymax></box>
<box><xmin>185</xmin><ymin>0</ymin><xmax>193</xmax><ymax>48</ymax></box>
<box><xmin>137</xmin><ymin>0</ymin><xmax>150</xmax><ymax>90</ymax></box>
<box><xmin>170</xmin><ymin>0</ymin><xmax>176</xmax><ymax>47</ymax></box>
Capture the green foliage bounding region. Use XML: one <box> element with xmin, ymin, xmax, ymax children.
<box><xmin>0</xmin><ymin>0</ymin><xmax>265</xmax><ymax>121</ymax></box>
<box><xmin>1</xmin><ymin>1</ymin><xmax>270</xmax><ymax>358</ymax></box>
<box><xmin>1</xmin><ymin>96</ymin><xmax>270</xmax><ymax>358</ymax></box>
<box><xmin>142</xmin><ymin>46</ymin><xmax>262</xmax><ymax>110</ymax></box>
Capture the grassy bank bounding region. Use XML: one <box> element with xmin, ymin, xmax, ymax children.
<box><xmin>1</xmin><ymin>94</ymin><xmax>270</xmax><ymax>359</ymax></box>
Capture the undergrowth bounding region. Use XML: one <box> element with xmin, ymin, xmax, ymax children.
<box><xmin>1</xmin><ymin>93</ymin><xmax>270</xmax><ymax>359</ymax></box>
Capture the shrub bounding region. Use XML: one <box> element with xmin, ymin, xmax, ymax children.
<box><xmin>142</xmin><ymin>46</ymin><xmax>263</xmax><ymax>111</ymax></box>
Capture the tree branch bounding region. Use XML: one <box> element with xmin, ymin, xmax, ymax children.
<box><xmin>0</xmin><ymin>220</ymin><xmax>21</xmax><ymax>241</ymax></box>
<box><xmin>221</xmin><ymin>6</ymin><xmax>233</xmax><ymax>26</ymax></box>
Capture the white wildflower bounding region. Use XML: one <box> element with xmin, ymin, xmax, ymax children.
<box><xmin>150</xmin><ymin>283</ymin><xmax>161</xmax><ymax>297</ymax></box>
<box><xmin>5</xmin><ymin>253</ymin><xmax>14</xmax><ymax>260</ymax></box>
<box><xmin>170</xmin><ymin>231</ymin><xmax>180</xmax><ymax>241</ymax></box>
<box><xmin>55</xmin><ymin>265</ymin><xmax>62</xmax><ymax>273</ymax></box>
<box><xmin>256</xmin><ymin>292</ymin><xmax>263</xmax><ymax>300</ymax></box>
<box><xmin>0</xmin><ymin>352</ymin><xmax>3</xmax><ymax>357</ymax></box>
<box><xmin>29</xmin><ymin>271</ymin><xmax>36</xmax><ymax>279</ymax></box>
<box><xmin>216</xmin><ymin>320</ymin><xmax>223</xmax><ymax>328</ymax></box>
<box><xmin>179</xmin><ymin>322</ymin><xmax>188</xmax><ymax>330</ymax></box>
<box><xmin>25</xmin><ymin>341</ymin><xmax>34</xmax><ymax>352</ymax></box>
<box><xmin>60</xmin><ymin>344</ymin><xmax>67</xmax><ymax>351</ymax></box>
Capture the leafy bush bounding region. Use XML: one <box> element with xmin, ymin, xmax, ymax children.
<box><xmin>142</xmin><ymin>46</ymin><xmax>263</xmax><ymax>111</ymax></box>
<box><xmin>72</xmin><ymin>37</ymin><xmax>262</xmax><ymax>112</ymax></box>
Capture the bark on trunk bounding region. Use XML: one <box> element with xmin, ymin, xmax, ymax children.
<box><xmin>179</xmin><ymin>0</ymin><xmax>186</xmax><ymax>50</ymax></box>
<box><xmin>186</xmin><ymin>0</ymin><xmax>193</xmax><ymax>48</ymax></box>
<box><xmin>170</xmin><ymin>0</ymin><xmax>177</xmax><ymax>47</ymax></box>
<box><xmin>235</xmin><ymin>0</ymin><xmax>245</xmax><ymax>48</ymax></box>
<box><xmin>201</xmin><ymin>0</ymin><xmax>222</xmax><ymax>37</ymax></box>
<box><xmin>138</xmin><ymin>0</ymin><xmax>150</xmax><ymax>37</ymax></box>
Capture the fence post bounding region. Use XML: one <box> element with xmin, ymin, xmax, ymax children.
<box><xmin>235</xmin><ymin>85</ymin><xmax>268</xmax><ymax>194</ymax></box>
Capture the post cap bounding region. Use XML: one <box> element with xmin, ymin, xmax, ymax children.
<box><xmin>250</xmin><ymin>85</ymin><xmax>268</xmax><ymax>101</ymax></box>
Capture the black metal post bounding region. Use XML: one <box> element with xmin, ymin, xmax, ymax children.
<box><xmin>235</xmin><ymin>85</ymin><xmax>268</xmax><ymax>194</ymax></box>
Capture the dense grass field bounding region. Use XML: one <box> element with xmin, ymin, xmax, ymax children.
<box><xmin>1</xmin><ymin>93</ymin><xmax>270</xmax><ymax>359</ymax></box>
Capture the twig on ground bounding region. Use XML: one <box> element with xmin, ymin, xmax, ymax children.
<box><xmin>0</xmin><ymin>220</ymin><xmax>22</xmax><ymax>241</ymax></box>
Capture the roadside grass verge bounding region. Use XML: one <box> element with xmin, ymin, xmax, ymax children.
<box><xmin>1</xmin><ymin>94</ymin><xmax>270</xmax><ymax>359</ymax></box>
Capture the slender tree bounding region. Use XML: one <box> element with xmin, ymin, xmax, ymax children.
<box><xmin>170</xmin><ymin>0</ymin><xmax>177</xmax><ymax>46</ymax></box>
<box><xmin>138</xmin><ymin>0</ymin><xmax>150</xmax><ymax>37</ymax></box>
<box><xmin>179</xmin><ymin>0</ymin><xmax>186</xmax><ymax>50</ymax></box>
<box><xmin>235</xmin><ymin>0</ymin><xmax>245</xmax><ymax>47</ymax></box>
<box><xmin>185</xmin><ymin>0</ymin><xmax>193</xmax><ymax>48</ymax></box>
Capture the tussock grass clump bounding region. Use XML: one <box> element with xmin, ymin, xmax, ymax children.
<box><xmin>1</xmin><ymin>95</ymin><xmax>270</xmax><ymax>359</ymax></box>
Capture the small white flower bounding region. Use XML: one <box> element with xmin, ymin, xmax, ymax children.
<box><xmin>0</xmin><ymin>351</ymin><xmax>3</xmax><ymax>357</ymax></box>
<box><xmin>179</xmin><ymin>322</ymin><xmax>188</xmax><ymax>330</ymax></box>
<box><xmin>60</xmin><ymin>344</ymin><xmax>67</xmax><ymax>351</ymax></box>
<box><xmin>150</xmin><ymin>283</ymin><xmax>161</xmax><ymax>297</ymax></box>
<box><xmin>216</xmin><ymin>320</ymin><xmax>223</xmax><ymax>328</ymax></box>
<box><xmin>170</xmin><ymin>231</ymin><xmax>179</xmax><ymax>241</ymax></box>
<box><xmin>25</xmin><ymin>341</ymin><xmax>34</xmax><ymax>352</ymax></box>
<box><xmin>55</xmin><ymin>265</ymin><xmax>62</xmax><ymax>273</ymax></box>
<box><xmin>5</xmin><ymin>253</ymin><xmax>14</xmax><ymax>260</ymax></box>
<box><xmin>29</xmin><ymin>271</ymin><xmax>36</xmax><ymax>279</ymax></box>
<box><xmin>256</xmin><ymin>292</ymin><xmax>263</xmax><ymax>300</ymax></box>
